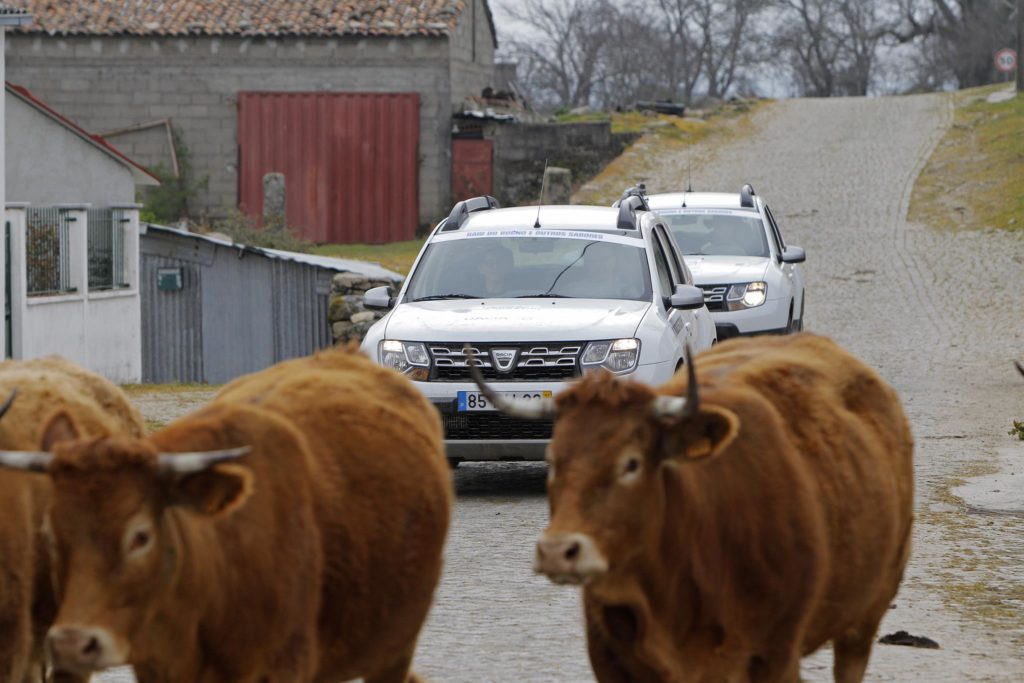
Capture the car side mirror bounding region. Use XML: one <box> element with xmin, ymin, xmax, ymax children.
<box><xmin>781</xmin><ymin>246</ymin><xmax>806</xmax><ymax>263</ymax></box>
<box><xmin>668</xmin><ymin>284</ymin><xmax>705</xmax><ymax>310</ymax></box>
<box><xmin>363</xmin><ymin>286</ymin><xmax>394</xmax><ymax>310</ymax></box>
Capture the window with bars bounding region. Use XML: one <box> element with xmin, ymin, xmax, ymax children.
<box><xmin>26</xmin><ymin>207</ymin><xmax>73</xmax><ymax>296</ymax></box>
<box><xmin>87</xmin><ymin>208</ymin><xmax>129</xmax><ymax>291</ymax></box>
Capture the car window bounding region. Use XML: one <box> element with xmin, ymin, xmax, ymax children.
<box><xmin>764</xmin><ymin>205</ymin><xmax>786</xmax><ymax>252</ymax></box>
<box><xmin>651</xmin><ymin>237</ymin><xmax>675</xmax><ymax>297</ymax></box>
<box><xmin>662</xmin><ymin>211</ymin><xmax>769</xmax><ymax>258</ymax></box>
<box><xmin>655</xmin><ymin>225</ymin><xmax>688</xmax><ymax>285</ymax></box>
<box><xmin>404</xmin><ymin>234</ymin><xmax>653</xmax><ymax>302</ymax></box>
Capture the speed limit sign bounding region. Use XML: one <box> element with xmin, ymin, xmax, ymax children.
<box><xmin>995</xmin><ymin>48</ymin><xmax>1017</xmax><ymax>73</ymax></box>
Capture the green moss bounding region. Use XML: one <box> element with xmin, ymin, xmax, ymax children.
<box><xmin>909</xmin><ymin>85</ymin><xmax>1024</xmax><ymax>233</ymax></box>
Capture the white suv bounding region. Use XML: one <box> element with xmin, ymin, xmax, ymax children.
<box><xmin>645</xmin><ymin>185</ymin><xmax>806</xmax><ymax>340</ymax></box>
<box><xmin>360</xmin><ymin>194</ymin><xmax>716</xmax><ymax>463</ymax></box>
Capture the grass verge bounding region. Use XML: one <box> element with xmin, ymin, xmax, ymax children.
<box><xmin>571</xmin><ymin>99</ymin><xmax>769</xmax><ymax>205</ymax></box>
<box><xmin>909</xmin><ymin>85</ymin><xmax>1024</xmax><ymax>232</ymax></box>
<box><xmin>310</xmin><ymin>239</ymin><xmax>425</xmax><ymax>279</ymax></box>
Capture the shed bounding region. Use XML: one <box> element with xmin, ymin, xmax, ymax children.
<box><xmin>140</xmin><ymin>224</ymin><xmax>401</xmax><ymax>384</ymax></box>
<box><xmin>7</xmin><ymin>0</ymin><xmax>498</xmax><ymax>243</ymax></box>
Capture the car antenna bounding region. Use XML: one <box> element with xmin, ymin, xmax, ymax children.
<box><xmin>682</xmin><ymin>156</ymin><xmax>691</xmax><ymax>207</ymax></box>
<box><xmin>534</xmin><ymin>158</ymin><xmax>548</xmax><ymax>229</ymax></box>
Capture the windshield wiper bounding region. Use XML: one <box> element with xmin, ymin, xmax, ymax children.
<box><xmin>412</xmin><ymin>293</ymin><xmax>481</xmax><ymax>302</ymax></box>
<box><xmin>515</xmin><ymin>293</ymin><xmax>572</xmax><ymax>298</ymax></box>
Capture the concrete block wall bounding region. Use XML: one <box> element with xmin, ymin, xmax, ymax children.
<box><xmin>484</xmin><ymin>121</ymin><xmax>641</xmax><ymax>208</ymax></box>
<box><xmin>449</xmin><ymin>0</ymin><xmax>497</xmax><ymax>106</ymax></box>
<box><xmin>5</xmin><ymin>34</ymin><xmax>462</xmax><ymax>229</ymax></box>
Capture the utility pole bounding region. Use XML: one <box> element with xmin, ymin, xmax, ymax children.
<box><xmin>1017</xmin><ymin>0</ymin><xmax>1023</xmax><ymax>91</ymax></box>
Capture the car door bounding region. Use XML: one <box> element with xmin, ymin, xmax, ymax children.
<box><xmin>764</xmin><ymin>205</ymin><xmax>803</xmax><ymax>322</ymax></box>
<box><xmin>651</xmin><ymin>225</ymin><xmax>694</xmax><ymax>355</ymax></box>
<box><xmin>656</xmin><ymin>224</ymin><xmax>716</xmax><ymax>350</ymax></box>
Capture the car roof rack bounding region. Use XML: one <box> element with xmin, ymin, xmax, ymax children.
<box><xmin>740</xmin><ymin>184</ymin><xmax>756</xmax><ymax>208</ymax></box>
<box><xmin>440</xmin><ymin>195</ymin><xmax>500</xmax><ymax>231</ymax></box>
<box><xmin>612</xmin><ymin>184</ymin><xmax>649</xmax><ymax>211</ymax></box>
<box><xmin>616</xmin><ymin>193</ymin><xmax>648</xmax><ymax>230</ymax></box>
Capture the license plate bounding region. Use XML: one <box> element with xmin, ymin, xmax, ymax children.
<box><xmin>457</xmin><ymin>390</ymin><xmax>553</xmax><ymax>412</ymax></box>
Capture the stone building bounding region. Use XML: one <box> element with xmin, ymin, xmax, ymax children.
<box><xmin>6</xmin><ymin>1</ymin><xmax>497</xmax><ymax>243</ymax></box>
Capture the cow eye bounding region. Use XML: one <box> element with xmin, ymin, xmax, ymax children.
<box><xmin>622</xmin><ymin>457</ymin><xmax>641</xmax><ymax>477</ymax></box>
<box><xmin>129</xmin><ymin>530</ymin><xmax>151</xmax><ymax>552</ymax></box>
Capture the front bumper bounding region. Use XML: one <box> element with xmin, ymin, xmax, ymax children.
<box><xmin>709</xmin><ymin>297</ymin><xmax>790</xmax><ymax>336</ymax></box>
<box><xmin>418</xmin><ymin>361</ymin><xmax>675</xmax><ymax>462</ymax></box>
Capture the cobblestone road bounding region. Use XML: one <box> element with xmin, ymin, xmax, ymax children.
<box><xmin>100</xmin><ymin>93</ymin><xmax>1024</xmax><ymax>682</ymax></box>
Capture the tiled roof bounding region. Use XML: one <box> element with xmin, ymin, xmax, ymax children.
<box><xmin>8</xmin><ymin>1</ymin><xmax>490</xmax><ymax>39</ymax></box>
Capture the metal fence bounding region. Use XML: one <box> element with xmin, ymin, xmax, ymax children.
<box><xmin>87</xmin><ymin>208</ymin><xmax>127</xmax><ymax>291</ymax></box>
<box><xmin>26</xmin><ymin>207</ymin><xmax>72</xmax><ymax>296</ymax></box>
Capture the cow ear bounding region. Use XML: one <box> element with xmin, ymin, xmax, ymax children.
<box><xmin>659</xmin><ymin>405</ymin><xmax>740</xmax><ymax>464</ymax></box>
<box><xmin>169</xmin><ymin>464</ymin><xmax>254</xmax><ymax>517</ymax></box>
<box><xmin>41</xmin><ymin>412</ymin><xmax>81</xmax><ymax>450</ymax></box>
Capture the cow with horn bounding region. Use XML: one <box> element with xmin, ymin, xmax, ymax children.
<box><xmin>0</xmin><ymin>356</ymin><xmax>146</xmax><ymax>683</ymax></box>
<box><xmin>470</xmin><ymin>333</ymin><xmax>914</xmax><ymax>683</ymax></box>
<box><xmin>0</xmin><ymin>345</ymin><xmax>451</xmax><ymax>683</ymax></box>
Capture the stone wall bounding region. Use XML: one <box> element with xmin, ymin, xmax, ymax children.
<box><xmin>328</xmin><ymin>272</ymin><xmax>398</xmax><ymax>344</ymax></box>
<box><xmin>483</xmin><ymin>121</ymin><xmax>640</xmax><ymax>208</ymax></box>
<box><xmin>6</xmin><ymin>10</ymin><xmax>496</xmax><ymax>229</ymax></box>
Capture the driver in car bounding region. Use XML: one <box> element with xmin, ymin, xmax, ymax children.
<box><xmin>477</xmin><ymin>246</ymin><xmax>514</xmax><ymax>296</ymax></box>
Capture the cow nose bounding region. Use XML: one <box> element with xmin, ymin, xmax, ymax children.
<box><xmin>47</xmin><ymin>625</ymin><xmax>112</xmax><ymax>672</ymax></box>
<box><xmin>535</xmin><ymin>532</ymin><xmax>608</xmax><ymax>585</ymax></box>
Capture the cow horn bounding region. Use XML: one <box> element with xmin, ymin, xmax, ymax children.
<box><xmin>1017</xmin><ymin>360</ymin><xmax>1024</xmax><ymax>378</ymax></box>
<box><xmin>463</xmin><ymin>346</ymin><xmax>557</xmax><ymax>420</ymax></box>
<box><xmin>157</xmin><ymin>446</ymin><xmax>251</xmax><ymax>474</ymax></box>
<box><xmin>651</xmin><ymin>343</ymin><xmax>700</xmax><ymax>420</ymax></box>
<box><xmin>0</xmin><ymin>389</ymin><xmax>16</xmax><ymax>420</ymax></box>
<box><xmin>0</xmin><ymin>450</ymin><xmax>53</xmax><ymax>472</ymax></box>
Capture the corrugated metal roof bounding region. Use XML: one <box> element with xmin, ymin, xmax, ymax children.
<box><xmin>141</xmin><ymin>223</ymin><xmax>404</xmax><ymax>282</ymax></box>
<box><xmin>7</xmin><ymin>0</ymin><xmax>494</xmax><ymax>41</ymax></box>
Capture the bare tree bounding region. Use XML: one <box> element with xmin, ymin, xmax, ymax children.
<box><xmin>890</xmin><ymin>0</ymin><xmax>1017</xmax><ymax>88</ymax></box>
<box><xmin>776</xmin><ymin>0</ymin><xmax>893</xmax><ymax>97</ymax></box>
<box><xmin>652</xmin><ymin>0</ymin><xmax>705</xmax><ymax>101</ymax></box>
<box><xmin>504</xmin><ymin>0</ymin><xmax>617</xmax><ymax>109</ymax></box>
<box><xmin>694</xmin><ymin>0</ymin><xmax>770</xmax><ymax>99</ymax></box>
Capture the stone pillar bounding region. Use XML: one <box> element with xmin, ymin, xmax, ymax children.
<box><xmin>263</xmin><ymin>172</ymin><xmax>285</xmax><ymax>228</ymax></box>
<box><xmin>542</xmin><ymin>167</ymin><xmax>572</xmax><ymax>205</ymax></box>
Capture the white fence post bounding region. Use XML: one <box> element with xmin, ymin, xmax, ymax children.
<box><xmin>5</xmin><ymin>203</ymin><xmax>28</xmax><ymax>359</ymax></box>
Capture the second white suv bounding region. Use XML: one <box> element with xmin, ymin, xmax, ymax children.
<box><xmin>360</xmin><ymin>194</ymin><xmax>716</xmax><ymax>463</ymax></box>
<box><xmin>645</xmin><ymin>185</ymin><xmax>806</xmax><ymax>340</ymax></box>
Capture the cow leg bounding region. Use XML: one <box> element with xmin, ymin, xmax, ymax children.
<box><xmin>832</xmin><ymin>627</ymin><xmax>876</xmax><ymax>683</ymax></box>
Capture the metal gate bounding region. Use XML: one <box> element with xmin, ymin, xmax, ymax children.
<box><xmin>452</xmin><ymin>139</ymin><xmax>493</xmax><ymax>202</ymax></box>
<box><xmin>237</xmin><ymin>92</ymin><xmax>420</xmax><ymax>245</ymax></box>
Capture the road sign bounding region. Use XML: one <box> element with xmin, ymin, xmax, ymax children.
<box><xmin>994</xmin><ymin>48</ymin><xmax>1017</xmax><ymax>74</ymax></box>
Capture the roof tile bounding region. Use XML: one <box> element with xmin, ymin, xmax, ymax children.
<box><xmin>8</xmin><ymin>1</ymin><xmax>471</xmax><ymax>38</ymax></box>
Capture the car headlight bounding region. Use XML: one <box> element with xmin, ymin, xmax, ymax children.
<box><xmin>581</xmin><ymin>338</ymin><xmax>640</xmax><ymax>374</ymax></box>
<box><xmin>379</xmin><ymin>340</ymin><xmax>430</xmax><ymax>380</ymax></box>
<box><xmin>726</xmin><ymin>281</ymin><xmax>766</xmax><ymax>310</ymax></box>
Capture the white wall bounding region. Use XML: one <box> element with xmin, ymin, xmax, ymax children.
<box><xmin>6</xmin><ymin>92</ymin><xmax>138</xmax><ymax>206</ymax></box>
<box><xmin>7</xmin><ymin>205</ymin><xmax>142</xmax><ymax>382</ymax></box>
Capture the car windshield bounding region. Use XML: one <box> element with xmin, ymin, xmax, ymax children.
<box><xmin>404</xmin><ymin>233</ymin><xmax>652</xmax><ymax>302</ymax></box>
<box><xmin>663</xmin><ymin>212</ymin><xmax>769</xmax><ymax>257</ymax></box>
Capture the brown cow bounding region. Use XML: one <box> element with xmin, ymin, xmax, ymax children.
<box><xmin>0</xmin><ymin>345</ymin><xmax>451</xmax><ymax>682</ymax></box>
<box><xmin>0</xmin><ymin>356</ymin><xmax>145</xmax><ymax>683</ymax></box>
<box><xmin>473</xmin><ymin>333</ymin><xmax>914</xmax><ymax>683</ymax></box>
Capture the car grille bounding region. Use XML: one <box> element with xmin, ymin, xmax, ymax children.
<box><xmin>442</xmin><ymin>412</ymin><xmax>554</xmax><ymax>440</ymax></box>
<box><xmin>428</xmin><ymin>342</ymin><xmax>581</xmax><ymax>382</ymax></box>
<box><xmin>699</xmin><ymin>285</ymin><xmax>728</xmax><ymax>312</ymax></box>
